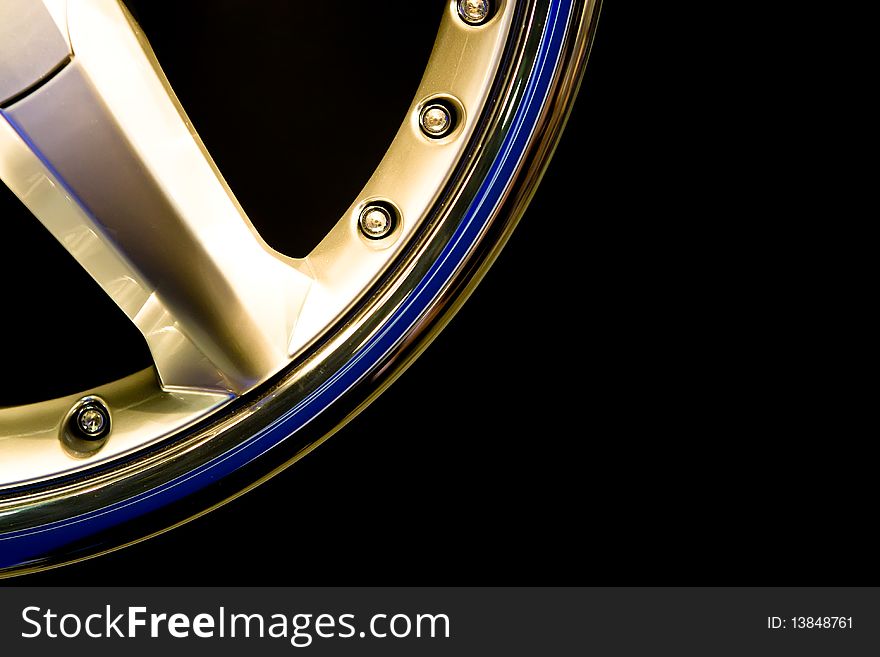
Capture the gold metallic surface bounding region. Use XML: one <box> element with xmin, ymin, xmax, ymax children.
<box><xmin>0</xmin><ymin>0</ymin><xmax>602</xmax><ymax>577</ymax></box>
<box><xmin>5</xmin><ymin>0</ymin><xmax>314</xmax><ymax>395</ymax></box>
<box><xmin>0</xmin><ymin>0</ymin><xmax>513</xmax><ymax>485</ymax></box>
<box><xmin>0</xmin><ymin>369</ymin><xmax>229</xmax><ymax>488</ymax></box>
<box><xmin>287</xmin><ymin>0</ymin><xmax>514</xmax><ymax>355</ymax></box>
<box><xmin>0</xmin><ymin>0</ymin><xmax>70</xmax><ymax>106</ymax></box>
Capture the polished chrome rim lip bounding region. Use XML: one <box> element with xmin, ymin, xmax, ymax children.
<box><xmin>0</xmin><ymin>0</ymin><xmax>601</xmax><ymax>576</ymax></box>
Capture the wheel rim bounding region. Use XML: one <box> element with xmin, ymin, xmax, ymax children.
<box><xmin>0</xmin><ymin>0</ymin><xmax>601</xmax><ymax>575</ymax></box>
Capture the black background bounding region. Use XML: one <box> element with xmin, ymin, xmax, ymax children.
<box><xmin>12</xmin><ymin>2</ymin><xmax>872</xmax><ymax>585</ymax></box>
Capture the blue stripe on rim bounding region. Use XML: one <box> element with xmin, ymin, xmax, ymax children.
<box><xmin>0</xmin><ymin>0</ymin><xmax>571</xmax><ymax>569</ymax></box>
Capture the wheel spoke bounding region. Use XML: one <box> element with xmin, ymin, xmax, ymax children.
<box><xmin>0</xmin><ymin>0</ymin><xmax>601</xmax><ymax>570</ymax></box>
<box><xmin>0</xmin><ymin>0</ymin><xmax>312</xmax><ymax>394</ymax></box>
<box><xmin>0</xmin><ymin>0</ymin><xmax>520</xmax><ymax>488</ymax></box>
<box><xmin>0</xmin><ymin>0</ymin><xmax>70</xmax><ymax>107</ymax></box>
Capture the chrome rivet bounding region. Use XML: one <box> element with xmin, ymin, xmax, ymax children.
<box><xmin>458</xmin><ymin>0</ymin><xmax>490</xmax><ymax>25</ymax></box>
<box><xmin>359</xmin><ymin>205</ymin><xmax>394</xmax><ymax>239</ymax></box>
<box><xmin>61</xmin><ymin>396</ymin><xmax>112</xmax><ymax>457</ymax></box>
<box><xmin>420</xmin><ymin>103</ymin><xmax>453</xmax><ymax>138</ymax></box>
<box><xmin>71</xmin><ymin>398</ymin><xmax>111</xmax><ymax>441</ymax></box>
<box><xmin>77</xmin><ymin>405</ymin><xmax>107</xmax><ymax>437</ymax></box>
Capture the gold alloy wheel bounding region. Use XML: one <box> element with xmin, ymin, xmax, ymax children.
<box><xmin>0</xmin><ymin>0</ymin><xmax>601</xmax><ymax>575</ymax></box>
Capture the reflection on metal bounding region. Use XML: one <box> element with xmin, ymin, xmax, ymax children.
<box><xmin>287</xmin><ymin>1</ymin><xmax>513</xmax><ymax>354</ymax></box>
<box><xmin>359</xmin><ymin>205</ymin><xmax>395</xmax><ymax>240</ymax></box>
<box><xmin>0</xmin><ymin>369</ymin><xmax>229</xmax><ymax>488</ymax></box>
<box><xmin>420</xmin><ymin>103</ymin><xmax>454</xmax><ymax>138</ymax></box>
<box><xmin>60</xmin><ymin>395</ymin><xmax>112</xmax><ymax>457</ymax></box>
<box><xmin>0</xmin><ymin>0</ymin><xmax>602</xmax><ymax>575</ymax></box>
<box><xmin>0</xmin><ymin>0</ymin><xmax>71</xmax><ymax>107</ymax></box>
<box><xmin>3</xmin><ymin>0</ymin><xmax>313</xmax><ymax>395</ymax></box>
<box><xmin>457</xmin><ymin>0</ymin><xmax>492</xmax><ymax>26</ymax></box>
<box><xmin>0</xmin><ymin>0</ymin><xmax>513</xmax><ymax>487</ymax></box>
